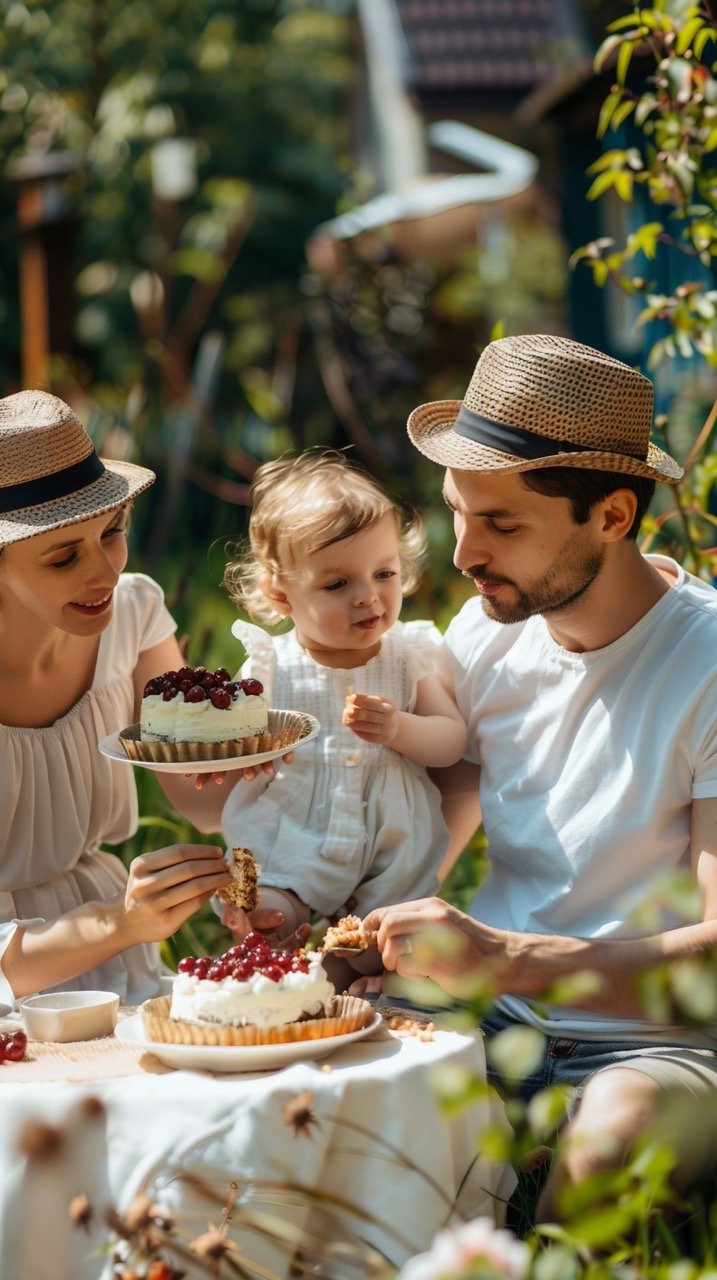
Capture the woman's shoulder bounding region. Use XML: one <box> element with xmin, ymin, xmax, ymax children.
<box><xmin>115</xmin><ymin>571</ymin><xmax>165</xmax><ymax>604</ymax></box>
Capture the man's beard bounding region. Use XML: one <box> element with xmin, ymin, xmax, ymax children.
<box><xmin>468</xmin><ymin>538</ymin><xmax>606</xmax><ymax>625</ymax></box>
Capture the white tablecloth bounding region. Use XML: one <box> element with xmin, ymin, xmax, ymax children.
<box><xmin>0</xmin><ymin>1022</ymin><xmax>514</xmax><ymax>1279</ymax></box>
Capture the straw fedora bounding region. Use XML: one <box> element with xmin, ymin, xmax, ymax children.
<box><xmin>407</xmin><ymin>333</ymin><xmax>683</xmax><ymax>484</ymax></box>
<box><xmin>0</xmin><ymin>389</ymin><xmax>155</xmax><ymax>547</ymax></box>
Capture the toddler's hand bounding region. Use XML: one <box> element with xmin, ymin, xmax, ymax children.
<box><xmin>220</xmin><ymin>903</ymin><xmax>311</xmax><ymax>952</ymax></box>
<box><xmin>343</xmin><ymin>693</ymin><xmax>399</xmax><ymax>745</ymax></box>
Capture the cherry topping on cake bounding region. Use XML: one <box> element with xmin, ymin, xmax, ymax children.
<box><xmin>185</xmin><ymin>685</ymin><xmax>207</xmax><ymax>703</ymax></box>
<box><xmin>177</xmin><ymin>939</ymin><xmax>310</xmax><ymax>983</ymax></box>
<box><xmin>241</xmin><ymin>678</ymin><xmax>264</xmax><ymax>697</ymax></box>
<box><xmin>143</xmin><ymin>665</ymin><xmax>264</xmax><ymax>707</ymax></box>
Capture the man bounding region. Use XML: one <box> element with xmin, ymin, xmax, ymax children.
<box><xmin>363</xmin><ymin>333</ymin><xmax>717</xmax><ymax>1215</ymax></box>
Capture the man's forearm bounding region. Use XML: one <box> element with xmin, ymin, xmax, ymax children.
<box><xmin>500</xmin><ymin>919</ymin><xmax>717</xmax><ymax>1017</ymax></box>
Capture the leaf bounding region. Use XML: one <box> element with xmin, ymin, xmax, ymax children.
<box><xmin>675</xmin><ymin>15</ymin><xmax>706</xmax><ymax>54</ymax></box>
<box><xmin>567</xmin><ymin>1204</ymin><xmax>635</xmax><ymax>1248</ymax></box>
<box><xmin>626</xmin><ymin>221</ymin><xmax>663</xmax><ymax>258</ymax></box>
<box><xmin>635</xmin><ymin>92</ymin><xmax>659</xmax><ymax>126</ymax></box>
<box><xmin>586</xmin><ymin>169</ymin><xmax>619</xmax><ymax>201</ymax></box>
<box><xmin>613</xmin><ymin>170</ymin><xmax>634</xmax><ymax>201</ymax></box>
<box><xmin>611</xmin><ymin>98</ymin><xmax>637</xmax><ymax>131</ymax></box>
<box><xmin>594</xmin><ymin>33</ymin><xmax>625</xmax><ymax>73</ymax></box>
<box><xmin>586</xmin><ymin>149</ymin><xmax>629</xmax><ymax>175</ymax></box>
<box><xmin>616</xmin><ymin>38</ymin><xmax>636</xmax><ymax>86</ymax></box>
<box><xmin>597</xmin><ymin>91</ymin><xmax>622</xmax><ymax>139</ymax></box>
<box><xmin>486</xmin><ymin>1025</ymin><xmax>546</xmax><ymax>1082</ymax></box>
<box><xmin>694</xmin><ymin>25</ymin><xmax>717</xmax><ymax>58</ymax></box>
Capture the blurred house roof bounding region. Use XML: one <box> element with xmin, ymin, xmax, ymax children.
<box><xmin>392</xmin><ymin>0</ymin><xmax>590</xmax><ymax>103</ymax></box>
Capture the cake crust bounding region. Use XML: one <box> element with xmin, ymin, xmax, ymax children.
<box><xmin>141</xmin><ymin>994</ymin><xmax>375</xmax><ymax>1046</ymax></box>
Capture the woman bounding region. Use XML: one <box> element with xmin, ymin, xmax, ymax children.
<box><xmin>0</xmin><ymin>389</ymin><xmax>231</xmax><ymax>1005</ymax></box>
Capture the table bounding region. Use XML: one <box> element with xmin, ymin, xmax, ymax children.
<box><xmin>0</xmin><ymin>1006</ymin><xmax>515</xmax><ymax>1280</ymax></box>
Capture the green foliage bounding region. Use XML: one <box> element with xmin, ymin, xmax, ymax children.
<box><xmin>571</xmin><ymin>0</ymin><xmax>717</xmax><ymax>579</ymax></box>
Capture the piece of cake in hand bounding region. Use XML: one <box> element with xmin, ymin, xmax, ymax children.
<box><xmin>216</xmin><ymin>847</ymin><xmax>260</xmax><ymax>912</ymax></box>
<box><xmin>140</xmin><ymin>933</ymin><xmax>375</xmax><ymax>1046</ymax></box>
<box><xmin>321</xmin><ymin>914</ymin><xmax>371</xmax><ymax>954</ymax></box>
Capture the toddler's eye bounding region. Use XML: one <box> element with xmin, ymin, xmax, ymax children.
<box><xmin>323</xmin><ymin>579</ymin><xmax>346</xmax><ymax>591</ymax></box>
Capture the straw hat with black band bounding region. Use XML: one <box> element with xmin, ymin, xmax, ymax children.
<box><xmin>407</xmin><ymin>333</ymin><xmax>683</xmax><ymax>485</ymax></box>
<box><xmin>0</xmin><ymin>389</ymin><xmax>155</xmax><ymax>547</ymax></box>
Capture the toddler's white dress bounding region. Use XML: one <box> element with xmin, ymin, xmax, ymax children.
<box><xmin>222</xmin><ymin>619</ymin><xmax>449</xmax><ymax>917</ymax></box>
<box><xmin>0</xmin><ymin>573</ymin><xmax>175</xmax><ymax>1006</ymax></box>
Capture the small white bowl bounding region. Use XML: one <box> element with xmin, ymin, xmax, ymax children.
<box><xmin>20</xmin><ymin>990</ymin><xmax>120</xmax><ymax>1043</ymax></box>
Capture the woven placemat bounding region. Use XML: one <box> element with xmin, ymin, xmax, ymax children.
<box><xmin>0</xmin><ymin>1010</ymin><xmax>172</xmax><ymax>1083</ymax></box>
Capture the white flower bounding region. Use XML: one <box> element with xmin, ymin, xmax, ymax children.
<box><xmin>398</xmin><ymin>1218</ymin><xmax>531</xmax><ymax>1280</ymax></box>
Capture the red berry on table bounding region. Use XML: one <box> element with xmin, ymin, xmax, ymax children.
<box><xmin>185</xmin><ymin>685</ymin><xmax>207</xmax><ymax>703</ymax></box>
<box><xmin>0</xmin><ymin>1029</ymin><xmax>27</xmax><ymax>1062</ymax></box>
<box><xmin>210</xmin><ymin>688</ymin><xmax>231</xmax><ymax>710</ymax></box>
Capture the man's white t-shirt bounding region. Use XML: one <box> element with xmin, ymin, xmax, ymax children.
<box><xmin>442</xmin><ymin>555</ymin><xmax>717</xmax><ymax>1046</ymax></box>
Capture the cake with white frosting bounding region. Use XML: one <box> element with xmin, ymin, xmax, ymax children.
<box><xmin>119</xmin><ymin>664</ymin><xmax>284</xmax><ymax>763</ymax></box>
<box><xmin>140</xmin><ymin>665</ymin><xmax>268</xmax><ymax>744</ymax></box>
<box><xmin>169</xmin><ymin>934</ymin><xmax>335</xmax><ymax>1031</ymax></box>
<box><xmin>139</xmin><ymin>930</ymin><xmax>378</xmax><ymax>1046</ymax></box>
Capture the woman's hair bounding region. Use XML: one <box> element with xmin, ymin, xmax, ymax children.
<box><xmin>224</xmin><ymin>449</ymin><xmax>425</xmax><ymax>624</ymax></box>
<box><xmin>522</xmin><ymin>468</ymin><xmax>655</xmax><ymax>538</ymax></box>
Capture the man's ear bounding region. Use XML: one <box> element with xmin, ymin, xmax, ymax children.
<box><xmin>598</xmin><ymin>489</ymin><xmax>638</xmax><ymax>542</ymax></box>
<box><xmin>259</xmin><ymin>576</ymin><xmax>293</xmax><ymax>617</ymax></box>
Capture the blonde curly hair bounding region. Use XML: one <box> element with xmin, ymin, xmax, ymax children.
<box><xmin>224</xmin><ymin>449</ymin><xmax>426</xmax><ymax>625</ymax></box>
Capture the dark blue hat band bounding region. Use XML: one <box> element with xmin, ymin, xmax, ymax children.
<box><xmin>453</xmin><ymin>404</ymin><xmax>591</xmax><ymax>460</ymax></box>
<box><xmin>0</xmin><ymin>450</ymin><xmax>106</xmax><ymax>514</ymax></box>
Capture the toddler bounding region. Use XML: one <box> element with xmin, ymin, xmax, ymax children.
<box><xmin>219</xmin><ymin>449</ymin><xmax>468</xmax><ymax>965</ymax></box>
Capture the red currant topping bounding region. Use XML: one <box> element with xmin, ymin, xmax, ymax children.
<box><xmin>143</xmin><ymin>677</ymin><xmax>163</xmax><ymax>696</ymax></box>
<box><xmin>214</xmin><ymin>667</ymin><xmax>232</xmax><ymax>683</ymax></box>
<box><xmin>210</xmin><ymin>688</ymin><xmax>231</xmax><ymax>710</ymax></box>
<box><xmin>178</xmin><ymin>956</ymin><xmax>196</xmax><ymax>973</ymax></box>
